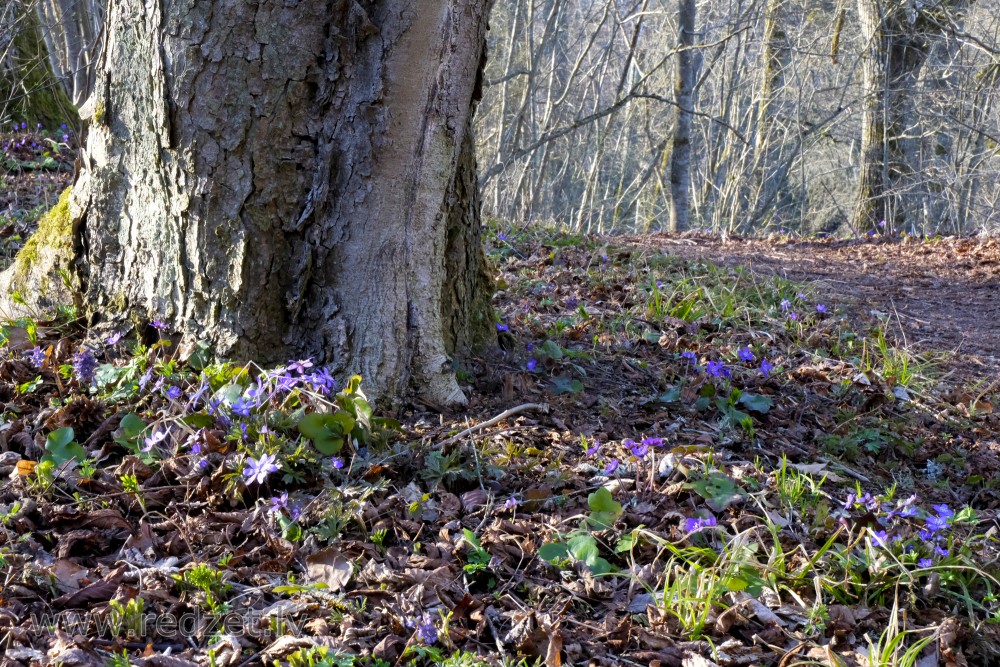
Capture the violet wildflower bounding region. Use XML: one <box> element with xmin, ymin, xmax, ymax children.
<box><xmin>230</xmin><ymin>397</ymin><xmax>252</xmax><ymax>417</ymax></box>
<box><xmin>286</xmin><ymin>359</ymin><xmax>314</xmax><ymax>375</ymax></box>
<box><xmin>788</xmin><ymin>312</ymin><xmax>799</xmax><ymax>321</ymax></box>
<box><xmin>165</xmin><ymin>385</ymin><xmax>182</xmax><ymax>400</ymax></box>
<box><xmin>331</xmin><ymin>457</ymin><xmax>345</xmax><ymax>470</ymax></box>
<box><xmin>142</xmin><ymin>429</ymin><xmax>168</xmax><ymax>453</ymax></box>
<box><xmin>641</xmin><ymin>437</ymin><xmax>664</xmax><ymax>448</ymax></box>
<box><xmin>566</xmin><ymin>297</ymin><xmax>579</xmax><ymax>309</ymax></box>
<box><xmin>797</xmin><ymin>292</ymin><xmax>807</xmax><ymax>300</ymax></box>
<box><xmin>497</xmin><ymin>232</ymin><xmax>507</xmax><ymax>241</ymax></box>
<box><xmin>269</xmin><ymin>493</ymin><xmax>289</xmax><ymax>513</ymax></box>
<box><xmin>496</xmin><ymin>323</ymin><xmax>509</xmax><ymax>332</ymax></box>
<box><xmin>934</xmin><ymin>545</ymin><xmax>950</xmax><ymax>558</ymax></box>
<box><xmin>871</xmin><ymin>530</ymin><xmax>890</xmax><ymax>547</ymax></box>
<box><xmin>416</xmin><ymin>614</ymin><xmax>437</xmax><ymax>645</ymax></box>
<box><xmin>527</xmin><ymin>358</ymin><xmax>538</xmax><ymax>372</ymax></box>
<box><xmin>26</xmin><ymin>346</ymin><xmax>45</xmax><ymax>367</ymax></box>
<box><xmin>628</xmin><ymin>440</ymin><xmax>649</xmax><ymax>458</ymax></box>
<box><xmin>706</xmin><ymin>360</ymin><xmax>730</xmax><ymax>379</ymax></box>
<box><xmin>505</xmin><ymin>497</ymin><xmax>519</xmax><ymax>510</ymax></box>
<box><xmin>760</xmin><ymin>359</ymin><xmax>774</xmax><ymax>377</ymax></box>
<box><xmin>307</xmin><ymin>368</ymin><xmax>337</xmax><ymax>394</ymax></box>
<box><xmin>585</xmin><ymin>440</ymin><xmax>600</xmax><ymax>456</ymax></box>
<box><xmin>681</xmin><ymin>350</ymin><xmax>697</xmax><ymax>364</ymax></box>
<box><xmin>243</xmin><ymin>453</ymin><xmax>279</xmax><ymax>485</ymax></box>
<box><xmin>106</xmin><ymin>331</ymin><xmax>123</xmax><ymax>346</ymax></box>
<box><xmin>684</xmin><ymin>515</ymin><xmax>717</xmax><ymax>533</ymax></box>
<box><xmin>605</xmin><ymin>459</ymin><xmax>619</xmax><ymax>475</ymax></box>
<box><xmin>737</xmin><ymin>347</ymin><xmax>755</xmax><ymax>362</ymax></box>
<box><xmin>150</xmin><ymin>319</ymin><xmax>167</xmax><ymax>331</ymax></box>
<box><xmin>816</xmin><ymin>304</ymin><xmax>827</xmax><ymax>313</ymax></box>
<box><xmin>780</xmin><ymin>299</ymin><xmax>791</xmax><ymax>311</ymax></box>
<box><xmin>918</xmin><ymin>558</ymin><xmax>933</xmax><ymax>568</ymax></box>
<box><xmin>72</xmin><ymin>349</ymin><xmax>98</xmax><ymax>384</ymax></box>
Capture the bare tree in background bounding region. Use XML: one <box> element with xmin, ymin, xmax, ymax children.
<box><xmin>668</xmin><ymin>0</ymin><xmax>697</xmax><ymax>232</ymax></box>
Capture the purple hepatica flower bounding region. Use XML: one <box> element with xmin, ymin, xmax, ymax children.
<box><xmin>641</xmin><ymin>437</ymin><xmax>664</xmax><ymax>448</ymax></box>
<box><xmin>504</xmin><ymin>497</ymin><xmax>519</xmax><ymax>510</ymax></box>
<box><xmin>138</xmin><ymin>370</ymin><xmax>153</xmax><ymax>390</ymax></box>
<box><xmin>106</xmin><ymin>331</ymin><xmax>123</xmax><ymax>346</ymax></box>
<box><xmin>871</xmin><ymin>530</ymin><xmax>890</xmax><ymax>547</ymax></box>
<box><xmin>527</xmin><ymin>358</ymin><xmax>538</xmax><ymax>372</ymax></box>
<box><xmin>331</xmin><ymin>457</ymin><xmax>345</xmax><ymax>470</ymax></box>
<box><xmin>269</xmin><ymin>492</ymin><xmax>289</xmax><ymax>513</ymax></box>
<box><xmin>925</xmin><ymin>513</ymin><xmax>949</xmax><ymax>534</ymax></box>
<box><xmin>26</xmin><ymin>346</ymin><xmax>45</xmax><ymax>368</ymax></box>
<box><xmin>496</xmin><ymin>323</ymin><xmax>509</xmax><ymax>332</ymax></box>
<box><xmin>605</xmin><ymin>459</ymin><xmax>620</xmax><ymax>475</ymax></box>
<box><xmin>816</xmin><ymin>304</ymin><xmax>827</xmax><ymax>314</ymax></box>
<box><xmin>416</xmin><ymin>614</ymin><xmax>437</xmax><ymax>645</ymax></box>
<box><xmin>628</xmin><ymin>440</ymin><xmax>649</xmax><ymax>458</ymax></box>
<box><xmin>585</xmin><ymin>440</ymin><xmax>600</xmax><ymax>456</ymax></box>
<box><xmin>142</xmin><ymin>429</ymin><xmax>169</xmax><ymax>453</ymax></box>
<box><xmin>706</xmin><ymin>360</ymin><xmax>730</xmax><ymax>379</ymax></box>
<box><xmin>150</xmin><ymin>319</ymin><xmax>168</xmax><ymax>331</ymax></box>
<box><xmin>878</xmin><ymin>219</ymin><xmax>886</xmax><ymax>229</ymax></box>
<box><xmin>797</xmin><ymin>292</ymin><xmax>807</xmax><ymax>300</ymax></box>
<box><xmin>681</xmin><ymin>350</ymin><xmax>696</xmax><ymax>363</ymax></box>
<box><xmin>918</xmin><ymin>558</ymin><xmax>933</xmax><ymax>568</ymax></box>
<box><xmin>72</xmin><ymin>349</ymin><xmax>98</xmax><ymax>384</ymax></box>
<box><xmin>243</xmin><ymin>453</ymin><xmax>279</xmax><ymax>485</ymax></box>
<box><xmin>780</xmin><ymin>299</ymin><xmax>791</xmax><ymax>311</ymax></box>
<box><xmin>788</xmin><ymin>312</ymin><xmax>799</xmax><ymax>321</ymax></box>
<box><xmin>737</xmin><ymin>347</ymin><xmax>755</xmax><ymax>362</ymax></box>
<box><xmin>684</xmin><ymin>515</ymin><xmax>718</xmax><ymax>533</ymax></box>
<box><xmin>934</xmin><ymin>545</ymin><xmax>950</xmax><ymax>558</ymax></box>
<box><xmin>932</xmin><ymin>504</ymin><xmax>954</xmax><ymax>520</ymax></box>
<box><xmin>286</xmin><ymin>358</ymin><xmax>314</xmax><ymax>375</ymax></box>
<box><xmin>307</xmin><ymin>368</ymin><xmax>337</xmax><ymax>394</ymax></box>
<box><xmin>198</xmin><ymin>458</ymin><xmax>210</xmax><ymax>469</ymax></box>
<box><xmin>189</xmin><ymin>442</ymin><xmax>202</xmax><ymax>455</ymax></box>
<box><xmin>230</xmin><ymin>397</ymin><xmax>252</xmax><ymax>418</ymax></box>
<box><xmin>497</xmin><ymin>232</ymin><xmax>507</xmax><ymax>241</ymax></box>
<box><xmin>62</xmin><ymin>134</ymin><xmax>69</xmax><ymax>143</ymax></box>
<box><xmin>760</xmin><ymin>359</ymin><xmax>774</xmax><ymax>377</ymax></box>
<box><xmin>566</xmin><ymin>296</ymin><xmax>579</xmax><ymax>309</ymax></box>
<box><xmin>165</xmin><ymin>385</ymin><xmax>182</xmax><ymax>400</ymax></box>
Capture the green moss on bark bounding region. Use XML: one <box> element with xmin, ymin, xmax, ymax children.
<box><xmin>14</xmin><ymin>187</ymin><xmax>74</xmax><ymax>291</ymax></box>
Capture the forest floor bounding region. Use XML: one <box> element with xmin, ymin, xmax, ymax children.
<box><xmin>3</xmin><ymin>136</ymin><xmax>1000</xmax><ymax>667</ymax></box>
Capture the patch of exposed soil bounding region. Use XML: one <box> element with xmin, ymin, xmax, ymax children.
<box><xmin>643</xmin><ymin>233</ymin><xmax>1000</xmax><ymax>384</ymax></box>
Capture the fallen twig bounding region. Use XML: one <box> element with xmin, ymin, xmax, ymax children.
<box><xmin>438</xmin><ymin>402</ymin><xmax>548</xmax><ymax>453</ymax></box>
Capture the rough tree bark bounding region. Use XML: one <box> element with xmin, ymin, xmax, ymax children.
<box><xmin>4</xmin><ymin>0</ymin><xmax>497</xmax><ymax>406</ymax></box>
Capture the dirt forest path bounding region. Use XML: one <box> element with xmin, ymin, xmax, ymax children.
<box><xmin>637</xmin><ymin>234</ymin><xmax>1000</xmax><ymax>387</ymax></box>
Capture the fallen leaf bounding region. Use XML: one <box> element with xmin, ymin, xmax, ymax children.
<box><xmin>305</xmin><ymin>547</ymin><xmax>353</xmax><ymax>593</ymax></box>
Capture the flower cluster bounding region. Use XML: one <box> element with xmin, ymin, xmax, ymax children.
<box><xmin>72</xmin><ymin>348</ymin><xmax>98</xmax><ymax>384</ymax></box>
<box><xmin>684</xmin><ymin>515</ymin><xmax>717</xmax><ymax>533</ymax></box>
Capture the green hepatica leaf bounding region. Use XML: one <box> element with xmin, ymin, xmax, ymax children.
<box><xmin>657</xmin><ymin>386</ymin><xmax>682</xmax><ymax>404</ymax></box>
<box><xmin>114</xmin><ymin>413</ymin><xmax>147</xmax><ymax>450</ymax></box>
<box><xmin>587</xmin><ymin>486</ymin><xmax>623</xmax><ymax>529</ymax></box>
<box><xmin>43</xmin><ymin>427</ymin><xmax>86</xmax><ymax>467</ymax></box>
<box><xmin>537</xmin><ymin>541</ymin><xmax>570</xmax><ymax>563</ymax></box>
<box><xmin>738</xmin><ymin>392</ymin><xmax>773</xmax><ymax>414</ymax></box>
<box><xmin>688</xmin><ymin>472</ymin><xmax>746</xmax><ymax>512</ymax></box>
<box><xmin>551</xmin><ymin>376</ymin><xmax>583</xmax><ymax>395</ymax></box>
<box><xmin>298</xmin><ymin>412</ymin><xmax>354</xmax><ymax>455</ymax></box>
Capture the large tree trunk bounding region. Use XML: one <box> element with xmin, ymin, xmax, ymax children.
<box><xmin>7</xmin><ymin>0</ymin><xmax>496</xmax><ymax>406</ymax></box>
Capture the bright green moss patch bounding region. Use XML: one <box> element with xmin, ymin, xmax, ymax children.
<box><xmin>14</xmin><ymin>187</ymin><xmax>73</xmax><ymax>285</ymax></box>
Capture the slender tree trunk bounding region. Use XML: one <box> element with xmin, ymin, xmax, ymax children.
<box><xmin>668</xmin><ymin>0</ymin><xmax>696</xmax><ymax>232</ymax></box>
<box><xmin>6</xmin><ymin>0</ymin><xmax>496</xmax><ymax>407</ymax></box>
